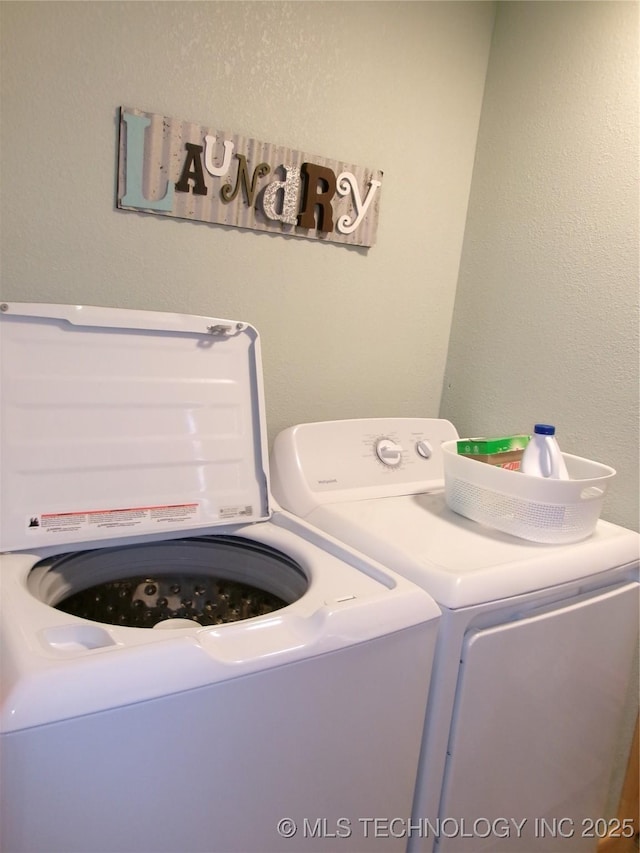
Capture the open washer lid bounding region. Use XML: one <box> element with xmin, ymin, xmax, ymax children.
<box><xmin>0</xmin><ymin>303</ymin><xmax>270</xmax><ymax>552</ymax></box>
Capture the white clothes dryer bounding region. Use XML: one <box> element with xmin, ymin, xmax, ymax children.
<box><xmin>0</xmin><ymin>307</ymin><xmax>442</xmax><ymax>853</ymax></box>
<box><xmin>270</xmin><ymin>417</ymin><xmax>640</xmax><ymax>853</ymax></box>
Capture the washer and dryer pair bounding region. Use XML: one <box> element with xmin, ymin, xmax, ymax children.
<box><xmin>270</xmin><ymin>418</ymin><xmax>640</xmax><ymax>853</ymax></box>
<box><xmin>0</xmin><ymin>305</ymin><xmax>441</xmax><ymax>853</ymax></box>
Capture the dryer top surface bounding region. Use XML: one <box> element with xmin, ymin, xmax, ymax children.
<box><xmin>308</xmin><ymin>494</ymin><xmax>639</xmax><ymax>608</ymax></box>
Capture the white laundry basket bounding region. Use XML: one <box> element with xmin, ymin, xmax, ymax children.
<box><xmin>442</xmin><ymin>440</ymin><xmax>616</xmax><ymax>544</ymax></box>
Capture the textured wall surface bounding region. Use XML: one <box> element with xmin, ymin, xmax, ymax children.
<box><xmin>441</xmin><ymin>1</ymin><xmax>639</xmax><ymax>532</ymax></box>
<box><xmin>0</xmin><ymin>0</ymin><xmax>495</xmax><ymax>444</ymax></box>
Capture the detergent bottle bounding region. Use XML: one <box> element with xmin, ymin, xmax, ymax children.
<box><xmin>520</xmin><ymin>424</ymin><xmax>570</xmax><ymax>479</ymax></box>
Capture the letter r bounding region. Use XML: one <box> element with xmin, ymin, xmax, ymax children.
<box><xmin>297</xmin><ymin>162</ymin><xmax>336</xmax><ymax>232</ymax></box>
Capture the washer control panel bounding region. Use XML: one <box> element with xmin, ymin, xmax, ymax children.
<box><xmin>270</xmin><ymin>418</ymin><xmax>459</xmax><ymax>507</ymax></box>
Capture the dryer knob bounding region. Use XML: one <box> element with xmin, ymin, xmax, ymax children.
<box><xmin>375</xmin><ymin>438</ymin><xmax>403</xmax><ymax>467</ymax></box>
<box><xmin>416</xmin><ymin>439</ymin><xmax>433</xmax><ymax>459</ymax></box>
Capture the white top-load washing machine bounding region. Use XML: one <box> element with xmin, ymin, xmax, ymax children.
<box><xmin>0</xmin><ymin>307</ymin><xmax>442</xmax><ymax>853</ymax></box>
<box><xmin>270</xmin><ymin>418</ymin><xmax>640</xmax><ymax>853</ymax></box>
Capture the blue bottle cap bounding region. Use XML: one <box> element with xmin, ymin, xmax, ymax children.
<box><xmin>534</xmin><ymin>424</ymin><xmax>555</xmax><ymax>435</ymax></box>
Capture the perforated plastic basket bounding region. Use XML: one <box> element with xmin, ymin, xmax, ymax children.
<box><xmin>442</xmin><ymin>440</ymin><xmax>616</xmax><ymax>544</ymax></box>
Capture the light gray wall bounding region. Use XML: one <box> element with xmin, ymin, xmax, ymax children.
<box><xmin>0</xmin><ymin>0</ymin><xmax>495</xmax><ymax>445</ymax></box>
<box><xmin>440</xmin><ymin>2</ymin><xmax>639</xmax><ymax>814</ymax></box>
<box><xmin>441</xmin><ymin>1</ymin><xmax>639</xmax><ymax>533</ymax></box>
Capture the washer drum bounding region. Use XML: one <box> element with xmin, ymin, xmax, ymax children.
<box><xmin>28</xmin><ymin>537</ymin><xmax>308</xmax><ymax>629</ymax></box>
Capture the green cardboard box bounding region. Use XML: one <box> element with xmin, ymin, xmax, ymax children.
<box><xmin>457</xmin><ymin>435</ymin><xmax>530</xmax><ymax>470</ymax></box>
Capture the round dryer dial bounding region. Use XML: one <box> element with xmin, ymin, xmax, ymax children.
<box><xmin>375</xmin><ymin>438</ymin><xmax>403</xmax><ymax>467</ymax></box>
<box><xmin>415</xmin><ymin>439</ymin><xmax>432</xmax><ymax>459</ymax></box>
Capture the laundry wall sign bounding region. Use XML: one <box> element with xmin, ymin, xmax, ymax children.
<box><xmin>117</xmin><ymin>107</ymin><xmax>383</xmax><ymax>248</ymax></box>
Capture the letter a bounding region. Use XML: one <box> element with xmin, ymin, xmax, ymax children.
<box><xmin>175</xmin><ymin>143</ymin><xmax>208</xmax><ymax>195</ymax></box>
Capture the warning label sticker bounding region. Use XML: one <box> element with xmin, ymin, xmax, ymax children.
<box><xmin>219</xmin><ymin>505</ymin><xmax>253</xmax><ymax>520</ymax></box>
<box><xmin>27</xmin><ymin>503</ymin><xmax>201</xmax><ymax>535</ymax></box>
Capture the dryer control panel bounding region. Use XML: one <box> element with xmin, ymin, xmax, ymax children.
<box><xmin>270</xmin><ymin>418</ymin><xmax>459</xmax><ymax>514</ymax></box>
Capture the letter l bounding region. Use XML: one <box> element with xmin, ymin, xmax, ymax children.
<box><xmin>121</xmin><ymin>112</ymin><xmax>174</xmax><ymax>210</ymax></box>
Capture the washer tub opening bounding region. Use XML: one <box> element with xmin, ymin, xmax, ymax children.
<box><xmin>28</xmin><ymin>536</ymin><xmax>309</xmax><ymax>629</ymax></box>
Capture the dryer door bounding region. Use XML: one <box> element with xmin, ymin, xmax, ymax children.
<box><xmin>436</xmin><ymin>582</ymin><xmax>639</xmax><ymax>852</ymax></box>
